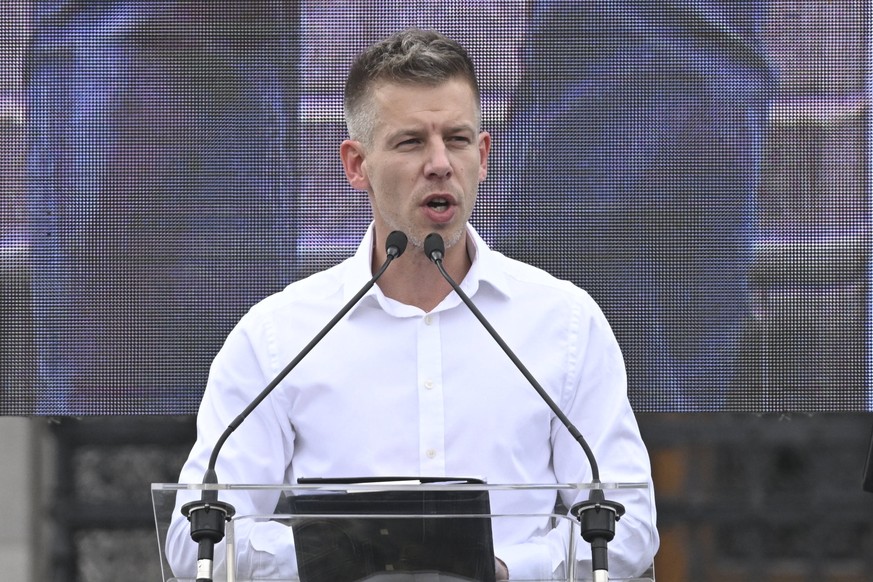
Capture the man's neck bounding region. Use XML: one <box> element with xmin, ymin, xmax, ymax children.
<box><xmin>375</xmin><ymin>238</ymin><xmax>472</xmax><ymax>312</ymax></box>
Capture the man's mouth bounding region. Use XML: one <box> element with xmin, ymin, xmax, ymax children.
<box><xmin>425</xmin><ymin>196</ymin><xmax>451</xmax><ymax>211</ymax></box>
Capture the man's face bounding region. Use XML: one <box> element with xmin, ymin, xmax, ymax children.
<box><xmin>341</xmin><ymin>78</ymin><xmax>491</xmax><ymax>250</ymax></box>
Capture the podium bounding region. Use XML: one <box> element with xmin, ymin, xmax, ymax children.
<box><xmin>152</xmin><ymin>482</ymin><xmax>656</xmax><ymax>582</ymax></box>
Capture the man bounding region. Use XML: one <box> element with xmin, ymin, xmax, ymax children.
<box><xmin>168</xmin><ymin>28</ymin><xmax>658</xmax><ymax>580</ymax></box>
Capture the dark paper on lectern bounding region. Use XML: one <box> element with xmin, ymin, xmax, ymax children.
<box><xmin>286</xmin><ymin>478</ymin><xmax>496</xmax><ymax>582</ymax></box>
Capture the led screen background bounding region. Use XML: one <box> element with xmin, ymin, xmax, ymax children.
<box><xmin>0</xmin><ymin>1</ymin><xmax>869</xmax><ymax>415</ymax></box>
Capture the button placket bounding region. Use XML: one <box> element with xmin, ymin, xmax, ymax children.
<box><xmin>417</xmin><ymin>312</ymin><xmax>445</xmax><ymax>474</ymax></box>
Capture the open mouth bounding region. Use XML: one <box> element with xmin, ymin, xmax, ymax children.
<box><xmin>426</xmin><ymin>197</ymin><xmax>451</xmax><ymax>211</ymax></box>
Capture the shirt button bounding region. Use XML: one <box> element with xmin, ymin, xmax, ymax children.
<box><xmin>426</xmin><ymin>449</ymin><xmax>437</xmax><ymax>459</ymax></box>
<box><xmin>424</xmin><ymin>380</ymin><xmax>434</xmax><ymax>390</ymax></box>
<box><xmin>424</xmin><ymin>315</ymin><xmax>433</xmax><ymax>325</ymax></box>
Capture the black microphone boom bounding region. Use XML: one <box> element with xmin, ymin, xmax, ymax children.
<box><xmin>423</xmin><ymin>231</ymin><xmax>625</xmax><ymax>582</ymax></box>
<box><xmin>424</xmin><ymin>233</ymin><xmax>601</xmax><ymax>477</ymax></box>
<box><xmin>182</xmin><ymin>230</ymin><xmax>408</xmax><ymax>582</ymax></box>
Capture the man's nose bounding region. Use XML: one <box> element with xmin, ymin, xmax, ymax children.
<box><xmin>424</xmin><ymin>141</ymin><xmax>452</xmax><ymax>179</ymax></box>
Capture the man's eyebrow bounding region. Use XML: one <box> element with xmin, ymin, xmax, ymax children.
<box><xmin>444</xmin><ymin>123</ymin><xmax>477</xmax><ymax>135</ymax></box>
<box><xmin>383</xmin><ymin>123</ymin><xmax>477</xmax><ymax>144</ymax></box>
<box><xmin>383</xmin><ymin>128</ymin><xmax>423</xmax><ymax>142</ymax></box>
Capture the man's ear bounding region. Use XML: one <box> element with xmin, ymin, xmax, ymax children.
<box><xmin>478</xmin><ymin>131</ymin><xmax>492</xmax><ymax>182</ymax></box>
<box><xmin>340</xmin><ymin>140</ymin><xmax>369</xmax><ymax>191</ymax></box>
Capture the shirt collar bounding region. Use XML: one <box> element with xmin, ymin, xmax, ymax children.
<box><xmin>343</xmin><ymin>223</ymin><xmax>513</xmax><ymax>311</ymax></box>
<box><xmin>457</xmin><ymin>225</ymin><xmax>513</xmax><ymax>302</ymax></box>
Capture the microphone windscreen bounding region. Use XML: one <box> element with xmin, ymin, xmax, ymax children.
<box><xmin>386</xmin><ymin>230</ymin><xmax>408</xmax><ymax>258</ymax></box>
<box><xmin>424</xmin><ymin>233</ymin><xmax>445</xmax><ymax>261</ymax></box>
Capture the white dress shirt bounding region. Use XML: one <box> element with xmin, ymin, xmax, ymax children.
<box><xmin>167</xmin><ymin>224</ymin><xmax>658</xmax><ymax>580</ymax></box>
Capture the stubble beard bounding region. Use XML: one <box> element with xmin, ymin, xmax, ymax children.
<box><xmin>404</xmin><ymin>223</ymin><xmax>465</xmax><ymax>253</ymax></box>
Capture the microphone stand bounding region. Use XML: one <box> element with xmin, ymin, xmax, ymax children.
<box><xmin>181</xmin><ymin>231</ymin><xmax>408</xmax><ymax>582</ymax></box>
<box><xmin>424</xmin><ymin>233</ymin><xmax>625</xmax><ymax>582</ymax></box>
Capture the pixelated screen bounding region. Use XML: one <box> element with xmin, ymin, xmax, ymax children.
<box><xmin>0</xmin><ymin>1</ymin><xmax>869</xmax><ymax>414</ymax></box>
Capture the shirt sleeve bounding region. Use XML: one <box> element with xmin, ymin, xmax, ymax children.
<box><xmin>504</xmin><ymin>291</ymin><xmax>660</xmax><ymax>579</ymax></box>
<box><xmin>165</xmin><ymin>314</ymin><xmax>299</xmax><ymax>579</ymax></box>
<box><xmin>563</xmin><ymin>293</ymin><xmax>659</xmax><ymax>576</ymax></box>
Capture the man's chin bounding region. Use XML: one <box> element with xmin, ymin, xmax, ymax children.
<box><xmin>414</xmin><ymin>225</ymin><xmax>464</xmax><ymax>250</ymax></box>
<box><xmin>390</xmin><ymin>222</ymin><xmax>466</xmax><ymax>252</ymax></box>
<box><xmin>440</xmin><ymin>227</ymin><xmax>465</xmax><ymax>250</ymax></box>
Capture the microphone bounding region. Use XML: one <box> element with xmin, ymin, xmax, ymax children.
<box><xmin>424</xmin><ymin>232</ymin><xmax>625</xmax><ymax>582</ymax></box>
<box><xmin>182</xmin><ymin>230</ymin><xmax>408</xmax><ymax>582</ymax></box>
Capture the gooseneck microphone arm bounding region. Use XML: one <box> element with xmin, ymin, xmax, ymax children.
<box><xmin>182</xmin><ymin>230</ymin><xmax>408</xmax><ymax>582</ymax></box>
<box><xmin>423</xmin><ymin>232</ymin><xmax>624</xmax><ymax>582</ymax></box>
<box><xmin>423</xmin><ymin>233</ymin><xmax>601</xmax><ymax>477</ymax></box>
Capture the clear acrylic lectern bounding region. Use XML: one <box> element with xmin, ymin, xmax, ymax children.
<box><xmin>152</xmin><ymin>482</ymin><xmax>656</xmax><ymax>582</ymax></box>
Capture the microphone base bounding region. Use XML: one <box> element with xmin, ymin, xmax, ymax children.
<box><xmin>570</xmin><ymin>490</ymin><xmax>625</xmax><ymax>577</ymax></box>
<box><xmin>182</xmin><ymin>499</ymin><xmax>236</xmax><ymax>544</ymax></box>
<box><xmin>182</xmin><ymin>498</ymin><xmax>236</xmax><ymax>582</ymax></box>
<box><xmin>570</xmin><ymin>494</ymin><xmax>625</xmax><ymax>542</ymax></box>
